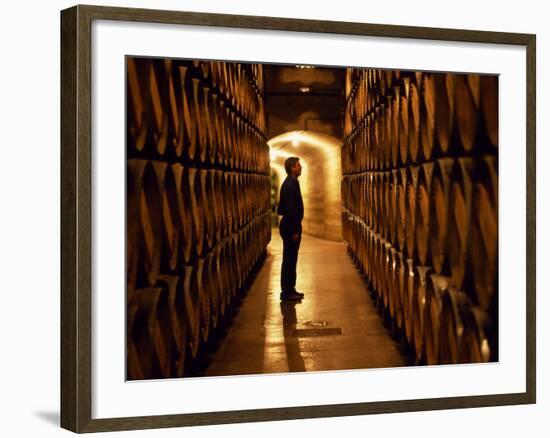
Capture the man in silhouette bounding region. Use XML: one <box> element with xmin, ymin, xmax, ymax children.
<box><xmin>277</xmin><ymin>157</ymin><xmax>305</xmax><ymax>302</ymax></box>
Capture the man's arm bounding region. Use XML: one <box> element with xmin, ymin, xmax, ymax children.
<box><xmin>284</xmin><ymin>180</ymin><xmax>302</xmax><ymax>236</ymax></box>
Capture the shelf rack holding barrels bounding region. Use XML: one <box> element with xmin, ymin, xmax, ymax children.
<box><xmin>126</xmin><ymin>57</ymin><xmax>271</xmax><ymax>379</ymax></box>
<box><xmin>342</xmin><ymin>68</ymin><xmax>498</xmax><ymax>365</ymax></box>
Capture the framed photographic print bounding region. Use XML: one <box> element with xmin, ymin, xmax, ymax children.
<box><xmin>60</xmin><ymin>4</ymin><xmax>536</xmax><ymax>433</ymax></box>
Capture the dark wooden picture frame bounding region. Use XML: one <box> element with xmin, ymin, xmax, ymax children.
<box><xmin>61</xmin><ymin>4</ymin><xmax>536</xmax><ymax>433</ymax></box>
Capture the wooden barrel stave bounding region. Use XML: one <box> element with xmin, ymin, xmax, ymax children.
<box><xmin>429</xmin><ymin>158</ymin><xmax>455</xmax><ymax>274</ymax></box>
<box><xmin>415</xmin><ymin>162</ymin><xmax>435</xmax><ymax>265</ymax></box>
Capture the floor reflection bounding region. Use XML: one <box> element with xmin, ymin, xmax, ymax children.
<box><xmin>279</xmin><ymin>301</ymin><xmax>306</xmax><ymax>372</ymax></box>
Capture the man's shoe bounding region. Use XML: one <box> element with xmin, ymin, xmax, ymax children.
<box><xmin>293</xmin><ymin>290</ymin><xmax>305</xmax><ymax>298</ymax></box>
<box><xmin>280</xmin><ymin>291</ymin><xmax>302</xmax><ymax>301</ymax></box>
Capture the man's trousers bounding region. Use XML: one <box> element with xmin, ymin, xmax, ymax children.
<box><xmin>280</xmin><ymin>232</ymin><xmax>301</xmax><ymax>293</ymax></box>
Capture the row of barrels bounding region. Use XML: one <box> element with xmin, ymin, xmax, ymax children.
<box><xmin>127</xmin><ymin>57</ymin><xmax>269</xmax><ymax>173</ymax></box>
<box><xmin>128</xmin><ymin>212</ymin><xmax>272</xmax><ymax>379</ymax></box>
<box><xmin>342</xmin><ymin>69</ymin><xmax>498</xmax><ymax>171</ymax></box>
<box><xmin>128</xmin><ymin>159</ymin><xmax>271</xmax><ymax>293</ymax></box>
<box><xmin>342</xmin><ymin>155</ymin><xmax>497</xmax><ymax>314</ymax></box>
<box><xmin>342</xmin><ymin>66</ymin><xmax>498</xmax><ymax>366</ymax></box>
<box><xmin>344</xmin><ymin>211</ymin><xmax>495</xmax><ymax>365</ymax></box>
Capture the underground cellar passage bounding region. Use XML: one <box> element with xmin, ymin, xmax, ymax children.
<box><xmin>126</xmin><ymin>58</ymin><xmax>498</xmax><ymax>379</ymax></box>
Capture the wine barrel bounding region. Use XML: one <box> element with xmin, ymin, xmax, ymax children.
<box><xmin>425</xmin><ymin>274</ymin><xmax>452</xmax><ymax>365</ymax></box>
<box><xmin>439</xmin><ymin>288</ymin><xmax>471</xmax><ymax>364</ymax></box>
<box><xmin>411</xmin><ymin>265</ymin><xmax>433</xmax><ymax>362</ymax></box>
<box><xmin>381</xmin><ymin>240</ymin><xmax>392</xmax><ymax>311</ymax></box>
<box><xmin>480</xmin><ymin>75</ymin><xmax>498</xmax><ymax>148</ymax></box>
<box><xmin>470</xmin><ymin>155</ymin><xmax>498</xmax><ymax>311</ymax></box>
<box><xmin>183</xmin><ymin>263</ymin><xmax>201</xmax><ymax>359</ymax></box>
<box><xmin>165</xmin><ymin>60</ymin><xmax>185</xmax><ymax>158</ymax></box>
<box><xmin>361</xmin><ymin>174</ymin><xmax>368</xmax><ymax>223</ymax></box>
<box><xmin>218</xmin><ymin>238</ymin><xmax>232</xmax><ymax>311</ymax></box>
<box><xmin>188</xmin><ymin>167</ymin><xmax>205</xmax><ymax>257</ymax></box>
<box><xmin>393</xmin><ymin>250</ymin><xmax>406</xmax><ymax>330</ymax></box>
<box><xmin>378</xmin><ymin>172</ymin><xmax>386</xmax><ymax>238</ymax></box>
<box><xmin>234</xmin><ymin>116</ymin><xmax>243</xmax><ymax>171</ymax></box>
<box><xmin>388</xmin><ymin>170</ymin><xmax>399</xmax><ymax>245</ymax></box>
<box><xmin>210</xmin><ymin>92</ymin><xmax>223</xmax><ymax>166</ymax></box>
<box><xmin>216</xmin><ymin>97</ymin><xmax>229</xmax><ymax>167</ymax></box>
<box><xmin>400</xmin><ymin>257</ymin><xmax>415</xmax><ymax>348</ymax></box>
<box><xmin>381</xmin><ymin>172</ymin><xmax>391</xmax><ymax>240</ymax></box>
<box><xmin>374</xmin><ymin>107</ymin><xmax>383</xmax><ymax>170</ymax></box>
<box><xmin>405</xmin><ymin>166</ymin><xmax>420</xmax><ymax>259</ymax></box>
<box><xmin>383</xmin><ymin>102</ymin><xmax>392</xmax><ymax>169</ymax></box>
<box><xmin>420</xmin><ymin>73</ymin><xmax>436</xmax><ymax>161</ymax></box>
<box><xmin>399</xmin><ymin>77</ymin><xmax>410</xmax><ymax>165</ymax></box>
<box><xmin>213</xmin><ymin>242</ymin><xmax>228</xmax><ymax>319</ymax></box>
<box><xmin>228</xmin><ymin>110</ymin><xmax>238</xmax><ymax>169</ymax></box>
<box><xmin>197</xmin><ymin>261</ymin><xmax>211</xmax><ymax>345</ymax></box>
<box><xmin>415</xmin><ymin>162</ymin><xmax>435</xmax><ymax>265</ymax></box>
<box><xmin>368</xmin><ymin>114</ymin><xmax>377</xmax><ymax>170</ymax></box>
<box><xmin>391</xmin><ymin>87</ymin><xmax>400</xmax><ymax>167</ymax></box>
<box><xmin>387</xmin><ymin>246</ymin><xmax>398</xmax><ymax>320</ymax></box>
<box><xmin>429</xmin><ymin>158</ymin><xmax>454</xmax><ymax>274</ymax></box>
<box><xmin>127</xmin><ymin>58</ymin><xmax>149</xmax><ymax>153</ymax></box>
<box><xmin>151</xmin><ymin>161</ymin><xmax>180</xmax><ymax>272</ymax></box>
<box><xmin>408</xmin><ymin>80</ymin><xmax>421</xmax><ymax>163</ymax></box>
<box><xmin>202</xmin><ymin>85</ymin><xmax>216</xmax><ymax>166</ymax></box>
<box><xmin>361</xmin><ymin>127</ymin><xmax>368</xmax><ymax>173</ymax></box>
<box><xmin>435</xmin><ymin>73</ymin><xmax>455</xmax><ymax>155</ymax></box>
<box><xmin>237</xmin><ymin>173</ymin><xmax>246</xmax><ymax>229</ymax></box>
<box><xmin>128</xmin><ymin>159</ymin><xmax>162</xmax><ymax>286</ymax></box>
<box><xmin>372</xmin><ymin>172</ymin><xmax>380</xmax><ymax>233</ymax></box>
<box><xmin>156</xmin><ymin>274</ymin><xmax>187</xmax><ymax>377</ymax></box>
<box><xmin>199</xmin><ymin>59</ymin><xmax>210</xmax><ymax>80</ymax></box>
<box><xmin>447</xmin><ymin>157</ymin><xmax>475</xmax><ymax>289</ymax></box>
<box><xmin>127</xmin><ymin>160</ymin><xmax>140</xmax><ymax>297</ymax></box>
<box><xmin>454</xmin><ymin>74</ymin><xmax>480</xmax><ymax>152</ymax></box>
<box><xmin>127</xmin><ymin>304</ymin><xmax>155</xmax><ymax>380</ymax></box>
<box><xmin>461</xmin><ymin>306</ymin><xmax>493</xmax><ymax>363</ymax></box>
<box><xmin>360</xmin><ymin>223</ymin><xmax>369</xmax><ymax>276</ymax></box>
<box><xmin>148</xmin><ymin>61</ymin><xmax>169</xmax><ymax>157</ymax></box>
<box><xmin>191</xmin><ymin>78</ymin><xmax>208</xmax><ymax>164</ymax></box>
<box><xmin>213</xmin><ymin>170</ymin><xmax>225</xmax><ymax>242</ymax></box>
<box><xmin>171</xmin><ymin>163</ymin><xmax>193</xmax><ymax>264</ymax></box>
<box><xmin>128</xmin><ymin>286</ymin><xmax>172</xmax><ymax>378</ymax></box>
<box><xmin>233</xmin><ymin>232</ymin><xmax>244</xmax><ymax>293</ymax></box>
<box><xmin>203</xmin><ymin>251</ymin><xmax>220</xmax><ymax>333</ymax></box>
<box><xmin>201</xmin><ymin>169</ymin><xmax>215</xmax><ymax>251</ymax></box>
<box><xmin>372</xmin><ymin>233</ymin><xmax>382</xmax><ymax>295</ymax></box>
<box><xmin>396</xmin><ymin>168</ymin><xmax>408</xmax><ymax>252</ymax></box>
<box><xmin>363</xmin><ymin>227</ymin><xmax>373</xmax><ymax>280</ymax></box>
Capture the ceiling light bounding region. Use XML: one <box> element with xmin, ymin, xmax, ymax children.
<box><xmin>296</xmin><ymin>65</ymin><xmax>315</xmax><ymax>69</ymax></box>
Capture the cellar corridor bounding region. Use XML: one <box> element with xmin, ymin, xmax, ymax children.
<box><xmin>126</xmin><ymin>59</ymin><xmax>498</xmax><ymax>380</ymax></box>
<box><xmin>201</xmin><ymin>231</ymin><xmax>405</xmax><ymax>377</ymax></box>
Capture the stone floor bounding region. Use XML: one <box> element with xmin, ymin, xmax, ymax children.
<box><xmin>202</xmin><ymin>231</ymin><xmax>406</xmax><ymax>377</ymax></box>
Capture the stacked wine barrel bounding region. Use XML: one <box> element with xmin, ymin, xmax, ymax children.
<box><xmin>126</xmin><ymin>58</ymin><xmax>271</xmax><ymax>379</ymax></box>
<box><xmin>342</xmin><ymin>68</ymin><xmax>498</xmax><ymax>365</ymax></box>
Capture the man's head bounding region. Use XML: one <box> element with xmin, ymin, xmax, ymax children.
<box><xmin>284</xmin><ymin>156</ymin><xmax>302</xmax><ymax>177</ymax></box>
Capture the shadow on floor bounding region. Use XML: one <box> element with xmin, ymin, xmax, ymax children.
<box><xmin>280</xmin><ymin>301</ymin><xmax>306</xmax><ymax>372</ymax></box>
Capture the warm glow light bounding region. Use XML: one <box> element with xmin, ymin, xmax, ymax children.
<box><xmin>299</xmin><ymin>87</ymin><xmax>311</xmax><ymax>93</ymax></box>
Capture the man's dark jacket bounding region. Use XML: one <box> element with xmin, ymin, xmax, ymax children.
<box><xmin>277</xmin><ymin>175</ymin><xmax>304</xmax><ymax>237</ymax></box>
